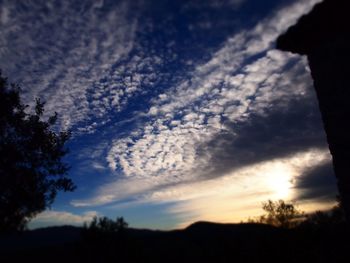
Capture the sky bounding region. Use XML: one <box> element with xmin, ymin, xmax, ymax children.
<box><xmin>0</xmin><ymin>0</ymin><xmax>338</xmax><ymax>230</ymax></box>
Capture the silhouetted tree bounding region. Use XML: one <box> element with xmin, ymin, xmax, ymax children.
<box><xmin>302</xmin><ymin>197</ymin><xmax>346</xmax><ymax>228</ymax></box>
<box><xmin>258</xmin><ymin>200</ymin><xmax>303</xmax><ymax>228</ymax></box>
<box><xmin>0</xmin><ymin>71</ymin><xmax>75</xmax><ymax>234</ymax></box>
<box><xmin>83</xmin><ymin>216</ymin><xmax>128</xmax><ymax>234</ymax></box>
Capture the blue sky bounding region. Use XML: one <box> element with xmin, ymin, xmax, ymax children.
<box><xmin>0</xmin><ymin>0</ymin><xmax>338</xmax><ymax>229</ymax></box>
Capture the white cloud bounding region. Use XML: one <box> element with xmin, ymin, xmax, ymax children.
<box><xmin>28</xmin><ymin>210</ymin><xmax>98</xmax><ymax>229</ymax></box>
<box><xmin>0</xmin><ymin>0</ymin><xmax>139</xmax><ymax>130</ymax></box>
<box><xmin>92</xmin><ymin>162</ymin><xmax>107</xmax><ymax>170</ymax></box>
<box><xmin>1</xmin><ymin>0</ymin><xmax>327</xmax><ymax>228</ymax></box>
<box><xmin>72</xmin><ymin>0</ymin><xmax>329</xmax><ymax>228</ymax></box>
<box><xmin>105</xmin><ymin>0</ymin><xmax>321</xmax><ymax>183</ymax></box>
<box><xmin>71</xmin><ymin>177</ymin><xmax>161</xmax><ymax>207</ymax></box>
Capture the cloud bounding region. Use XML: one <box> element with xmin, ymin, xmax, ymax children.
<box><xmin>71</xmin><ymin>177</ymin><xmax>160</xmax><ymax>207</ymax></box>
<box><xmin>70</xmin><ymin>1</ymin><xmax>334</xmax><ymax>228</ymax></box>
<box><xmin>199</xmin><ymin>90</ymin><xmax>327</xmax><ymax>179</ymax></box>
<box><xmin>92</xmin><ymin>162</ymin><xmax>107</xmax><ymax>170</ymax></box>
<box><xmin>2</xmin><ymin>0</ymin><xmax>329</xmax><ymax>227</ymax></box>
<box><xmin>0</xmin><ymin>0</ymin><xmax>333</xmax><ymax>233</ymax></box>
<box><xmin>294</xmin><ymin>161</ymin><xmax>338</xmax><ymax>202</ymax></box>
<box><xmin>0</xmin><ymin>0</ymin><xmax>138</xmax><ymax>130</ymax></box>
<box><xmin>146</xmin><ymin>148</ymin><xmax>332</xmax><ymax>228</ymax></box>
<box><xmin>28</xmin><ymin>210</ymin><xmax>98</xmax><ymax>229</ymax></box>
<box><xmin>105</xmin><ymin>0</ymin><xmax>322</xmax><ymax>182</ymax></box>
<box><xmin>77</xmin><ymin>148</ymin><xmax>332</xmax><ymax>227</ymax></box>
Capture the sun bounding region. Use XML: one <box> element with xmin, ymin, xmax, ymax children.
<box><xmin>265</xmin><ymin>162</ymin><xmax>294</xmax><ymax>199</ymax></box>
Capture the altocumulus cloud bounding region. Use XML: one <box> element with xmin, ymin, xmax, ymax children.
<box><xmin>1</xmin><ymin>0</ymin><xmax>336</xmax><ymax>227</ymax></box>
<box><xmin>0</xmin><ymin>0</ymin><xmax>141</xmax><ymax>130</ymax></box>
<box><xmin>72</xmin><ymin>0</ymin><xmax>334</xmax><ymax>219</ymax></box>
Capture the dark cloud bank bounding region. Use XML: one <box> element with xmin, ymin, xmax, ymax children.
<box><xmin>197</xmin><ymin>73</ymin><xmax>337</xmax><ymax>202</ymax></box>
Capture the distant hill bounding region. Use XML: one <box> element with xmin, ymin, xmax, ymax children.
<box><xmin>0</xmin><ymin>221</ymin><xmax>348</xmax><ymax>263</ymax></box>
<box><xmin>0</xmin><ymin>225</ymin><xmax>82</xmax><ymax>250</ymax></box>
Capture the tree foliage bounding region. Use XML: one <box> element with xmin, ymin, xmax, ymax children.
<box><xmin>258</xmin><ymin>200</ymin><xmax>303</xmax><ymax>228</ymax></box>
<box><xmin>84</xmin><ymin>216</ymin><xmax>129</xmax><ymax>233</ymax></box>
<box><xmin>0</xmin><ymin>72</ymin><xmax>75</xmax><ymax>233</ymax></box>
<box><xmin>302</xmin><ymin>197</ymin><xmax>346</xmax><ymax>228</ymax></box>
<box><xmin>82</xmin><ymin>216</ymin><xmax>129</xmax><ymax>242</ymax></box>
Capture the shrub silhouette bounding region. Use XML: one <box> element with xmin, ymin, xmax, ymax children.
<box><xmin>80</xmin><ymin>216</ymin><xmax>129</xmax><ymax>261</ymax></box>
<box><xmin>0</xmin><ymin>71</ymin><xmax>75</xmax><ymax>234</ymax></box>
<box><xmin>83</xmin><ymin>216</ymin><xmax>128</xmax><ymax>234</ymax></box>
<box><xmin>258</xmin><ymin>200</ymin><xmax>303</xmax><ymax>228</ymax></box>
<box><xmin>302</xmin><ymin>197</ymin><xmax>346</xmax><ymax>228</ymax></box>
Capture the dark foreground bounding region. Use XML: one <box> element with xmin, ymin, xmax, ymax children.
<box><xmin>1</xmin><ymin>222</ymin><xmax>349</xmax><ymax>263</ymax></box>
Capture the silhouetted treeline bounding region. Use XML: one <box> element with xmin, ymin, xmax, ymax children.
<box><xmin>1</xmin><ymin>217</ymin><xmax>348</xmax><ymax>263</ymax></box>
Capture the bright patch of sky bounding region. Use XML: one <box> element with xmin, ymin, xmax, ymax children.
<box><xmin>1</xmin><ymin>0</ymin><xmax>337</xmax><ymax>230</ymax></box>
